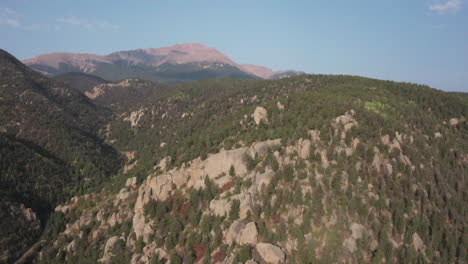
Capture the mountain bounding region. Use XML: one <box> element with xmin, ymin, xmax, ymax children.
<box><xmin>33</xmin><ymin>75</ymin><xmax>466</xmax><ymax>264</ymax></box>
<box><xmin>83</xmin><ymin>78</ymin><xmax>168</xmax><ymax>113</ymax></box>
<box><xmin>0</xmin><ymin>49</ymin><xmax>123</xmax><ymax>262</ymax></box>
<box><xmin>240</xmin><ymin>64</ymin><xmax>305</xmax><ymax>79</ymax></box>
<box><xmin>23</xmin><ymin>43</ymin><xmax>305</xmax><ymax>83</ymax></box>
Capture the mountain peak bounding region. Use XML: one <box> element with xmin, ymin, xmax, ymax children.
<box><xmin>21</xmin><ymin>44</ymin><xmax>305</xmax><ymax>81</ymax></box>
<box><xmin>140</xmin><ymin>42</ymin><xmax>236</xmax><ymax>66</ymax></box>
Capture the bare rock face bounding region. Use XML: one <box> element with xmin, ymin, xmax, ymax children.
<box><xmin>254</xmin><ymin>169</ymin><xmax>275</xmax><ymax>192</ymax></box>
<box><xmin>100</xmin><ymin>236</ymin><xmax>124</xmax><ymax>263</ymax></box>
<box><xmin>225</xmin><ymin>221</ymin><xmax>258</xmax><ymax>245</ymax></box>
<box><xmin>412</xmin><ymin>233</ymin><xmax>426</xmax><ymax>253</ymax></box>
<box><xmin>350</xmin><ymin>223</ymin><xmax>366</xmax><ymax>240</ymax></box>
<box><xmin>210</xmin><ymin>199</ymin><xmax>231</xmax><ymax>217</ymax></box>
<box><xmin>125</xmin><ymin>177</ymin><xmax>137</xmax><ymax>188</ymax></box>
<box><xmin>252</xmin><ymin>106</ymin><xmax>268</xmax><ymax>125</ymax></box>
<box><xmin>449</xmin><ymin>118</ymin><xmax>459</xmax><ymax>126</ymax></box>
<box><xmin>203</xmin><ymin>147</ymin><xmax>248</xmax><ymax>178</ymax></box>
<box><xmin>256</xmin><ymin>243</ymin><xmax>285</xmax><ymax>264</ymax></box>
<box><xmin>239</xmin><ymin>222</ymin><xmax>258</xmax><ymax>245</ymax></box>
<box><xmin>343</xmin><ymin>237</ymin><xmax>357</xmax><ymax>253</ymax></box>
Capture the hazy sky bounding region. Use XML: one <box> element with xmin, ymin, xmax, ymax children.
<box><xmin>1</xmin><ymin>0</ymin><xmax>467</xmax><ymax>91</ymax></box>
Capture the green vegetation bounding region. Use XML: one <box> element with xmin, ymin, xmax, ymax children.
<box><xmin>2</xmin><ymin>48</ymin><xmax>467</xmax><ymax>264</ymax></box>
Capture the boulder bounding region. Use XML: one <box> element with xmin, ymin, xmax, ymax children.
<box><xmin>252</xmin><ymin>106</ymin><xmax>268</xmax><ymax>125</ymax></box>
<box><xmin>225</xmin><ymin>221</ymin><xmax>245</xmax><ymax>245</ymax></box>
<box><xmin>210</xmin><ymin>199</ymin><xmax>231</xmax><ymax>217</ymax></box>
<box><xmin>256</xmin><ymin>243</ymin><xmax>285</xmax><ymax>264</ymax></box>
<box><xmin>350</xmin><ymin>223</ymin><xmax>366</xmax><ymax>240</ymax></box>
<box><xmin>343</xmin><ymin>237</ymin><xmax>357</xmax><ymax>253</ymax></box>
<box><xmin>449</xmin><ymin>118</ymin><xmax>459</xmax><ymax>126</ymax></box>
<box><xmin>238</xmin><ymin>222</ymin><xmax>258</xmax><ymax>245</ymax></box>
<box><xmin>225</xmin><ymin>221</ymin><xmax>258</xmax><ymax>245</ymax></box>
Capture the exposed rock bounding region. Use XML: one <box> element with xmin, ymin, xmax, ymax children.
<box><xmin>308</xmin><ymin>129</ymin><xmax>320</xmax><ymax>142</ymax></box>
<box><xmin>245</xmin><ymin>260</ymin><xmax>258</xmax><ymax>264</ymax></box>
<box><xmin>252</xmin><ymin>106</ymin><xmax>268</xmax><ymax>125</ymax></box>
<box><xmin>219</xmin><ymin>254</ymin><xmax>236</xmax><ymax>264</ymax></box>
<box><xmin>350</xmin><ymin>223</ymin><xmax>366</xmax><ymax>240</ymax></box>
<box><xmin>343</xmin><ymin>237</ymin><xmax>357</xmax><ymax>253</ymax></box>
<box><xmin>277</xmin><ymin>101</ymin><xmax>285</xmax><ymax>110</ymax></box>
<box><xmin>256</xmin><ymin>243</ymin><xmax>285</xmax><ymax>264</ymax></box>
<box><xmin>248</xmin><ymin>139</ymin><xmax>281</xmax><ymax>157</ymax></box>
<box><xmin>449</xmin><ymin>118</ymin><xmax>459</xmax><ymax>126</ymax></box>
<box><xmin>124</xmin><ymin>108</ymin><xmax>145</xmax><ymax>128</ymax></box>
<box><xmin>412</xmin><ymin>233</ymin><xmax>426</xmax><ymax>253</ymax></box>
<box><xmin>225</xmin><ymin>221</ymin><xmax>245</xmax><ymax>245</ymax></box>
<box><xmin>65</xmin><ymin>240</ymin><xmax>77</xmax><ymax>255</ymax></box>
<box><xmin>204</xmin><ymin>147</ymin><xmax>248</xmax><ymax>178</ymax></box>
<box><xmin>100</xmin><ymin>236</ymin><xmax>124</xmax><ymax>263</ymax></box>
<box><xmin>298</xmin><ymin>139</ymin><xmax>311</xmax><ymax>159</ymax></box>
<box><xmin>239</xmin><ymin>222</ymin><xmax>258</xmax><ymax>245</ymax></box>
<box><xmin>125</xmin><ymin>177</ymin><xmax>137</xmax><ymax>188</ymax></box>
<box><xmin>434</xmin><ymin>132</ymin><xmax>442</xmax><ymax>138</ymax></box>
<box><xmin>210</xmin><ymin>199</ymin><xmax>231</xmax><ymax>217</ymax></box>
<box><xmin>153</xmin><ymin>248</ymin><xmax>168</xmax><ymax>261</ymax></box>
<box><xmin>225</xmin><ymin>221</ymin><xmax>258</xmax><ymax>245</ymax></box>
<box><xmin>253</xmin><ymin>169</ymin><xmax>275</xmax><ymax>192</ymax></box>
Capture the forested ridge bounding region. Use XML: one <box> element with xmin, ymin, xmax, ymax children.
<box><xmin>0</xmin><ymin>48</ymin><xmax>466</xmax><ymax>263</ymax></box>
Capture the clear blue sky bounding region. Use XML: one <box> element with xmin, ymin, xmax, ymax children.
<box><xmin>1</xmin><ymin>0</ymin><xmax>467</xmax><ymax>91</ymax></box>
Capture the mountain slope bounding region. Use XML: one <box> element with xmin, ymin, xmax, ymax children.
<box><xmin>23</xmin><ymin>43</ymin><xmax>304</xmax><ymax>83</ymax></box>
<box><xmin>36</xmin><ymin>75</ymin><xmax>467</xmax><ymax>264</ymax></box>
<box><xmin>0</xmin><ymin>49</ymin><xmax>123</xmax><ymax>263</ymax></box>
<box><xmin>84</xmin><ymin>78</ymin><xmax>168</xmax><ymax>113</ymax></box>
<box><xmin>53</xmin><ymin>72</ymin><xmax>110</xmax><ymax>93</ymax></box>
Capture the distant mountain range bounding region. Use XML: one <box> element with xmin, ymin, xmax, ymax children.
<box><xmin>23</xmin><ymin>43</ymin><xmax>305</xmax><ymax>83</ymax></box>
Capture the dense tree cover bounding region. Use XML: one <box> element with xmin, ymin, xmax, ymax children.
<box><xmin>90</xmin><ymin>61</ymin><xmax>258</xmax><ymax>84</ymax></box>
<box><xmin>53</xmin><ymin>72</ymin><xmax>109</xmax><ymax>93</ymax></box>
<box><xmin>100</xmin><ymin>74</ymin><xmax>466</xmax><ymax>263</ymax></box>
<box><xmin>2</xmin><ymin>46</ymin><xmax>467</xmax><ymax>263</ymax></box>
<box><xmin>0</xmin><ymin>49</ymin><xmax>123</xmax><ymax>262</ymax></box>
<box><xmin>109</xmin><ymin>74</ymin><xmax>466</xmax><ymax>176</ymax></box>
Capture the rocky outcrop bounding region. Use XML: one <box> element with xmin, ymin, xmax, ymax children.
<box><xmin>412</xmin><ymin>233</ymin><xmax>425</xmax><ymax>253</ymax></box>
<box><xmin>252</xmin><ymin>106</ymin><xmax>268</xmax><ymax>125</ymax></box>
<box><xmin>350</xmin><ymin>223</ymin><xmax>366</xmax><ymax>240</ymax></box>
<box><xmin>256</xmin><ymin>243</ymin><xmax>285</xmax><ymax>264</ymax></box>
<box><xmin>449</xmin><ymin>118</ymin><xmax>459</xmax><ymax>126</ymax></box>
<box><xmin>210</xmin><ymin>199</ymin><xmax>231</xmax><ymax>217</ymax></box>
<box><xmin>225</xmin><ymin>221</ymin><xmax>258</xmax><ymax>245</ymax></box>
<box><xmin>343</xmin><ymin>237</ymin><xmax>357</xmax><ymax>253</ymax></box>
<box><xmin>100</xmin><ymin>236</ymin><xmax>124</xmax><ymax>263</ymax></box>
<box><xmin>124</xmin><ymin>108</ymin><xmax>145</xmax><ymax>128</ymax></box>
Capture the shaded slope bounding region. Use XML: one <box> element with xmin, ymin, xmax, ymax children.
<box><xmin>0</xmin><ymin>49</ymin><xmax>123</xmax><ymax>262</ymax></box>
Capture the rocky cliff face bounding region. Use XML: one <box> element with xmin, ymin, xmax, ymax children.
<box><xmin>36</xmin><ymin>105</ymin><xmax>467</xmax><ymax>263</ymax></box>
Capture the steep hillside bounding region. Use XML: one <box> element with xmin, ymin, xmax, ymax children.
<box><xmin>84</xmin><ymin>79</ymin><xmax>168</xmax><ymax>113</ymax></box>
<box><xmin>0</xmin><ymin>49</ymin><xmax>123</xmax><ymax>262</ymax></box>
<box><xmin>53</xmin><ymin>72</ymin><xmax>109</xmax><ymax>93</ymax></box>
<box><xmin>22</xmin><ymin>43</ymin><xmax>303</xmax><ymax>83</ymax></box>
<box><xmin>35</xmin><ymin>75</ymin><xmax>467</xmax><ymax>264</ymax></box>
